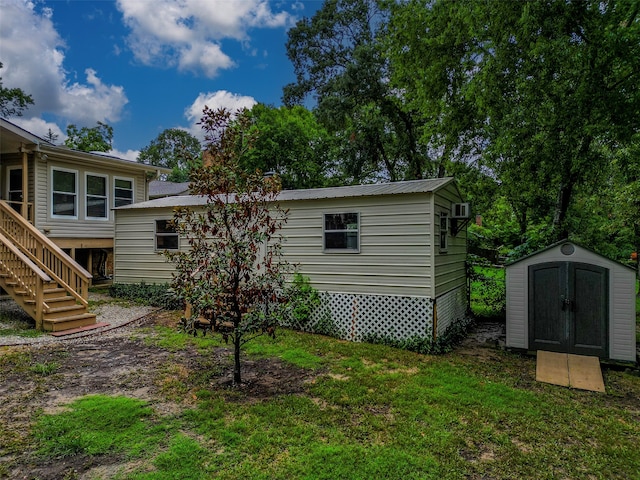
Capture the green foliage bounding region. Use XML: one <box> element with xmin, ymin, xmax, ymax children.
<box><xmin>64</xmin><ymin>121</ymin><xmax>113</xmax><ymax>152</ymax></box>
<box><xmin>385</xmin><ymin>0</ymin><xmax>640</xmax><ymax>243</ymax></box>
<box><xmin>468</xmin><ymin>264</ymin><xmax>506</xmax><ymax>320</ymax></box>
<box><xmin>284</xmin><ymin>0</ymin><xmax>430</xmax><ymax>182</ymax></box>
<box><xmin>29</xmin><ymin>361</ymin><xmax>59</xmax><ymax>376</ymax></box>
<box><xmin>0</xmin><ymin>62</ymin><xmax>34</xmax><ymax>117</ymax></box>
<box><xmin>364</xmin><ymin>316</ymin><xmax>473</xmax><ymax>355</ymax></box>
<box><xmin>138</xmin><ymin>128</ymin><xmax>202</xmax><ymax>182</ymax></box>
<box><xmin>282</xmin><ymin>272</ymin><xmax>321</xmax><ymax>327</ymax></box>
<box><xmin>239</xmin><ymin>104</ymin><xmax>337</xmax><ymax>189</ymax></box>
<box><xmin>109</xmin><ymin>282</ymin><xmax>183</xmax><ymax>310</ymax></box>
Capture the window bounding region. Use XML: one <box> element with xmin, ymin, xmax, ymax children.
<box><xmin>114</xmin><ymin>177</ymin><xmax>134</xmax><ymax>207</ymax></box>
<box><xmin>7</xmin><ymin>167</ymin><xmax>23</xmax><ymax>213</ymax></box>
<box><xmin>86</xmin><ymin>173</ymin><xmax>108</xmax><ymax>219</ymax></box>
<box><xmin>324</xmin><ymin>213</ymin><xmax>359</xmax><ymax>252</ymax></box>
<box><xmin>439</xmin><ymin>212</ymin><xmax>449</xmax><ymax>252</ymax></box>
<box><xmin>156</xmin><ymin>219</ymin><xmax>178</xmax><ymax>250</ymax></box>
<box><xmin>52</xmin><ymin>168</ymin><xmax>77</xmax><ymax>217</ymax></box>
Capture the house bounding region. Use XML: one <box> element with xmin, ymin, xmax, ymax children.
<box><xmin>506</xmin><ymin>240</ymin><xmax>637</xmax><ymax>362</ymax></box>
<box><xmin>0</xmin><ymin>118</ymin><xmax>167</xmax><ymax>331</ymax></box>
<box><xmin>113</xmin><ymin>177</ymin><xmax>470</xmax><ymax>343</ymax></box>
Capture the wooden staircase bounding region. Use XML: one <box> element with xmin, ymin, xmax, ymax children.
<box><xmin>0</xmin><ymin>201</ymin><xmax>95</xmax><ymax>332</ymax></box>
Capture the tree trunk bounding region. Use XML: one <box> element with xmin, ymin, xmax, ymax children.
<box><xmin>233</xmin><ymin>333</ymin><xmax>242</xmax><ymax>385</ymax></box>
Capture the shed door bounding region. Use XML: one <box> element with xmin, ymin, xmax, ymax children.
<box><xmin>528</xmin><ymin>262</ymin><xmax>608</xmax><ymax>357</ymax></box>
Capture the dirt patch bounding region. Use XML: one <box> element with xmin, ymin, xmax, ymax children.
<box><xmin>0</xmin><ymin>310</ymin><xmax>317</xmax><ymax>479</ymax></box>
<box><xmin>456</xmin><ymin>320</ymin><xmax>506</xmax><ymax>360</ymax></box>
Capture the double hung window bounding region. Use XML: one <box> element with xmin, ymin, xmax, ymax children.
<box><xmin>156</xmin><ymin>219</ymin><xmax>179</xmax><ymax>250</ymax></box>
<box><xmin>86</xmin><ymin>174</ymin><xmax>108</xmax><ymax>219</ymax></box>
<box><xmin>52</xmin><ymin>168</ymin><xmax>77</xmax><ymax>217</ymax></box>
<box><xmin>323</xmin><ymin>213</ymin><xmax>359</xmax><ymax>252</ymax></box>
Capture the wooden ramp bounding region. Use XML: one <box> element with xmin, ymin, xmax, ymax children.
<box><xmin>536</xmin><ymin>351</ymin><xmax>605</xmax><ymax>393</ymax></box>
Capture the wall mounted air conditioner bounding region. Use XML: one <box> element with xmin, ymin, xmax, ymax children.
<box><xmin>451</xmin><ymin>203</ymin><xmax>470</xmax><ymax>219</ymax></box>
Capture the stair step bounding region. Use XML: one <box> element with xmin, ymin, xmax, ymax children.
<box><xmin>44</xmin><ymin>305</ymin><xmax>87</xmax><ymax>320</ymax></box>
<box><xmin>14</xmin><ymin>290</ymin><xmax>28</xmax><ymax>296</ymax></box>
<box><xmin>43</xmin><ymin>313</ymin><xmax>97</xmax><ymax>332</ymax></box>
<box><xmin>43</xmin><ymin>287</ymin><xmax>67</xmax><ymax>295</ymax></box>
<box><xmin>5</xmin><ymin>281</ymin><xmax>17</xmax><ymax>287</ymax></box>
<box><xmin>45</xmin><ymin>296</ymin><xmax>76</xmax><ymax>306</ymax></box>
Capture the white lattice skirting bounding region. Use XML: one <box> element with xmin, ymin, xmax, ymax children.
<box><xmin>287</xmin><ymin>285</ymin><xmax>467</xmax><ymax>343</ymax></box>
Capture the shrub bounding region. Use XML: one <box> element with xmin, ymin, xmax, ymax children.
<box><xmin>364</xmin><ymin>316</ymin><xmax>474</xmax><ymax>355</ymax></box>
<box><xmin>109</xmin><ymin>282</ymin><xmax>183</xmax><ymax>310</ymax></box>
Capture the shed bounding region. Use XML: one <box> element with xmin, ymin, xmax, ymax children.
<box><xmin>113</xmin><ymin>178</ymin><xmax>469</xmax><ymax>343</ymax></box>
<box><xmin>506</xmin><ymin>241</ymin><xmax>637</xmax><ymax>362</ymax></box>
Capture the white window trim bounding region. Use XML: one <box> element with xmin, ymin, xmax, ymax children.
<box><xmin>85</xmin><ymin>172</ymin><xmax>109</xmax><ymax>221</ymax></box>
<box><xmin>114</xmin><ymin>176</ymin><xmax>135</xmax><ymax>208</ymax></box>
<box><xmin>439</xmin><ymin>211</ymin><xmax>449</xmax><ymax>253</ymax></box>
<box><xmin>6</xmin><ymin>166</ymin><xmax>23</xmax><ymax>203</ymax></box>
<box><xmin>323</xmin><ymin>212</ymin><xmax>360</xmax><ymax>253</ymax></box>
<box><xmin>155</xmin><ymin>219</ymin><xmax>179</xmax><ymax>251</ymax></box>
<box><xmin>51</xmin><ymin>167</ymin><xmax>78</xmax><ymax>219</ymax></box>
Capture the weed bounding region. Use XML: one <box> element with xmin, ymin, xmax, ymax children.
<box><xmin>29</xmin><ymin>361</ymin><xmax>59</xmax><ymax>376</ymax></box>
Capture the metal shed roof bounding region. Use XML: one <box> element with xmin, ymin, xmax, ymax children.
<box><xmin>115</xmin><ymin>177</ymin><xmax>455</xmax><ymax>210</ymax></box>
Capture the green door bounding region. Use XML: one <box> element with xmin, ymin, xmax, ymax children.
<box><xmin>528</xmin><ymin>262</ymin><xmax>608</xmax><ymax>357</ymax></box>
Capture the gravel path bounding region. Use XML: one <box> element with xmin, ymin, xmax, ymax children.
<box><xmin>0</xmin><ymin>292</ymin><xmax>157</xmax><ymax>347</ymax></box>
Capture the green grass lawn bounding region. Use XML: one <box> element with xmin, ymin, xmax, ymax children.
<box><xmin>24</xmin><ymin>325</ymin><xmax>640</xmax><ymax>480</ymax></box>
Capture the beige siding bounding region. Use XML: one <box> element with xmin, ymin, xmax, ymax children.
<box><xmin>114</xmin><ymin>192</ymin><xmax>435</xmax><ymax>296</ymax></box>
<box><xmin>33</xmin><ymin>155</ymin><xmax>147</xmax><ymax>239</ymax></box>
<box><xmin>279</xmin><ymin>193</ymin><xmax>433</xmax><ymax>297</ymax></box>
<box><xmin>114</xmin><ymin>207</ymin><xmax>179</xmax><ymax>284</ymax></box>
<box><xmin>433</xmin><ymin>182</ymin><xmax>467</xmax><ymax>297</ymax></box>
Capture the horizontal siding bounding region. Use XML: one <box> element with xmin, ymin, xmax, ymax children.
<box><xmin>433</xmin><ymin>183</ymin><xmax>467</xmax><ymax>297</ymax></box>
<box><xmin>114</xmin><ymin>192</ymin><xmax>434</xmax><ymax>296</ymax></box>
<box><xmin>114</xmin><ymin>208</ymin><xmax>178</xmax><ymax>284</ymax></box>
<box><xmin>34</xmin><ymin>156</ymin><xmax>147</xmax><ymax>239</ymax></box>
<box><xmin>279</xmin><ymin>194</ymin><xmax>432</xmax><ymax>296</ymax></box>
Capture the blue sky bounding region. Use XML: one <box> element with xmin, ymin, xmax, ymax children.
<box><xmin>0</xmin><ymin>0</ymin><xmax>322</xmax><ymax>159</ymax></box>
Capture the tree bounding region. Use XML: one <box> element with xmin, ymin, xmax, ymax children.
<box><xmin>386</xmin><ymin>0</ymin><xmax>640</xmax><ymax>243</ymax></box>
<box><xmin>238</xmin><ymin>104</ymin><xmax>337</xmax><ymax>190</ymax></box>
<box><xmin>64</xmin><ymin>122</ymin><xmax>113</xmax><ymax>152</ymax></box>
<box><xmin>138</xmin><ymin>129</ymin><xmax>202</xmax><ymax>182</ymax></box>
<box><xmin>283</xmin><ymin>0</ymin><xmax>429</xmax><ymax>183</ymax></box>
<box><xmin>0</xmin><ymin>62</ymin><xmax>34</xmax><ymax>117</ymax></box>
<box><xmin>44</xmin><ymin>129</ymin><xmax>59</xmax><ymax>144</ymax></box>
<box><xmin>168</xmin><ymin>107</ymin><xmax>291</xmax><ymax>385</ymax></box>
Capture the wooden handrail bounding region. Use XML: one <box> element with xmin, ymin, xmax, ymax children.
<box><xmin>3</xmin><ymin>201</ymin><xmax>34</xmax><ymax>223</ymax></box>
<box><xmin>0</xmin><ymin>231</ymin><xmax>51</xmax><ymax>329</ymax></box>
<box><xmin>0</xmin><ymin>200</ymin><xmax>92</xmax><ymax>305</ymax></box>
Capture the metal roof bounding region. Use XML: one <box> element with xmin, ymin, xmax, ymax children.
<box><xmin>115</xmin><ymin>177</ymin><xmax>455</xmax><ymax>210</ymax></box>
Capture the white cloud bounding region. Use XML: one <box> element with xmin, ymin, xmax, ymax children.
<box><xmin>0</xmin><ymin>0</ymin><xmax>128</xmax><ymax>125</ymax></box>
<box><xmin>10</xmin><ymin>117</ymin><xmax>66</xmax><ymax>144</ymax></box>
<box><xmin>184</xmin><ymin>91</ymin><xmax>257</xmax><ymax>140</ymax></box>
<box><xmin>108</xmin><ymin>148</ymin><xmax>140</xmax><ymax>162</ymax></box>
<box><xmin>116</xmin><ymin>0</ymin><xmax>294</xmax><ymax>77</ymax></box>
